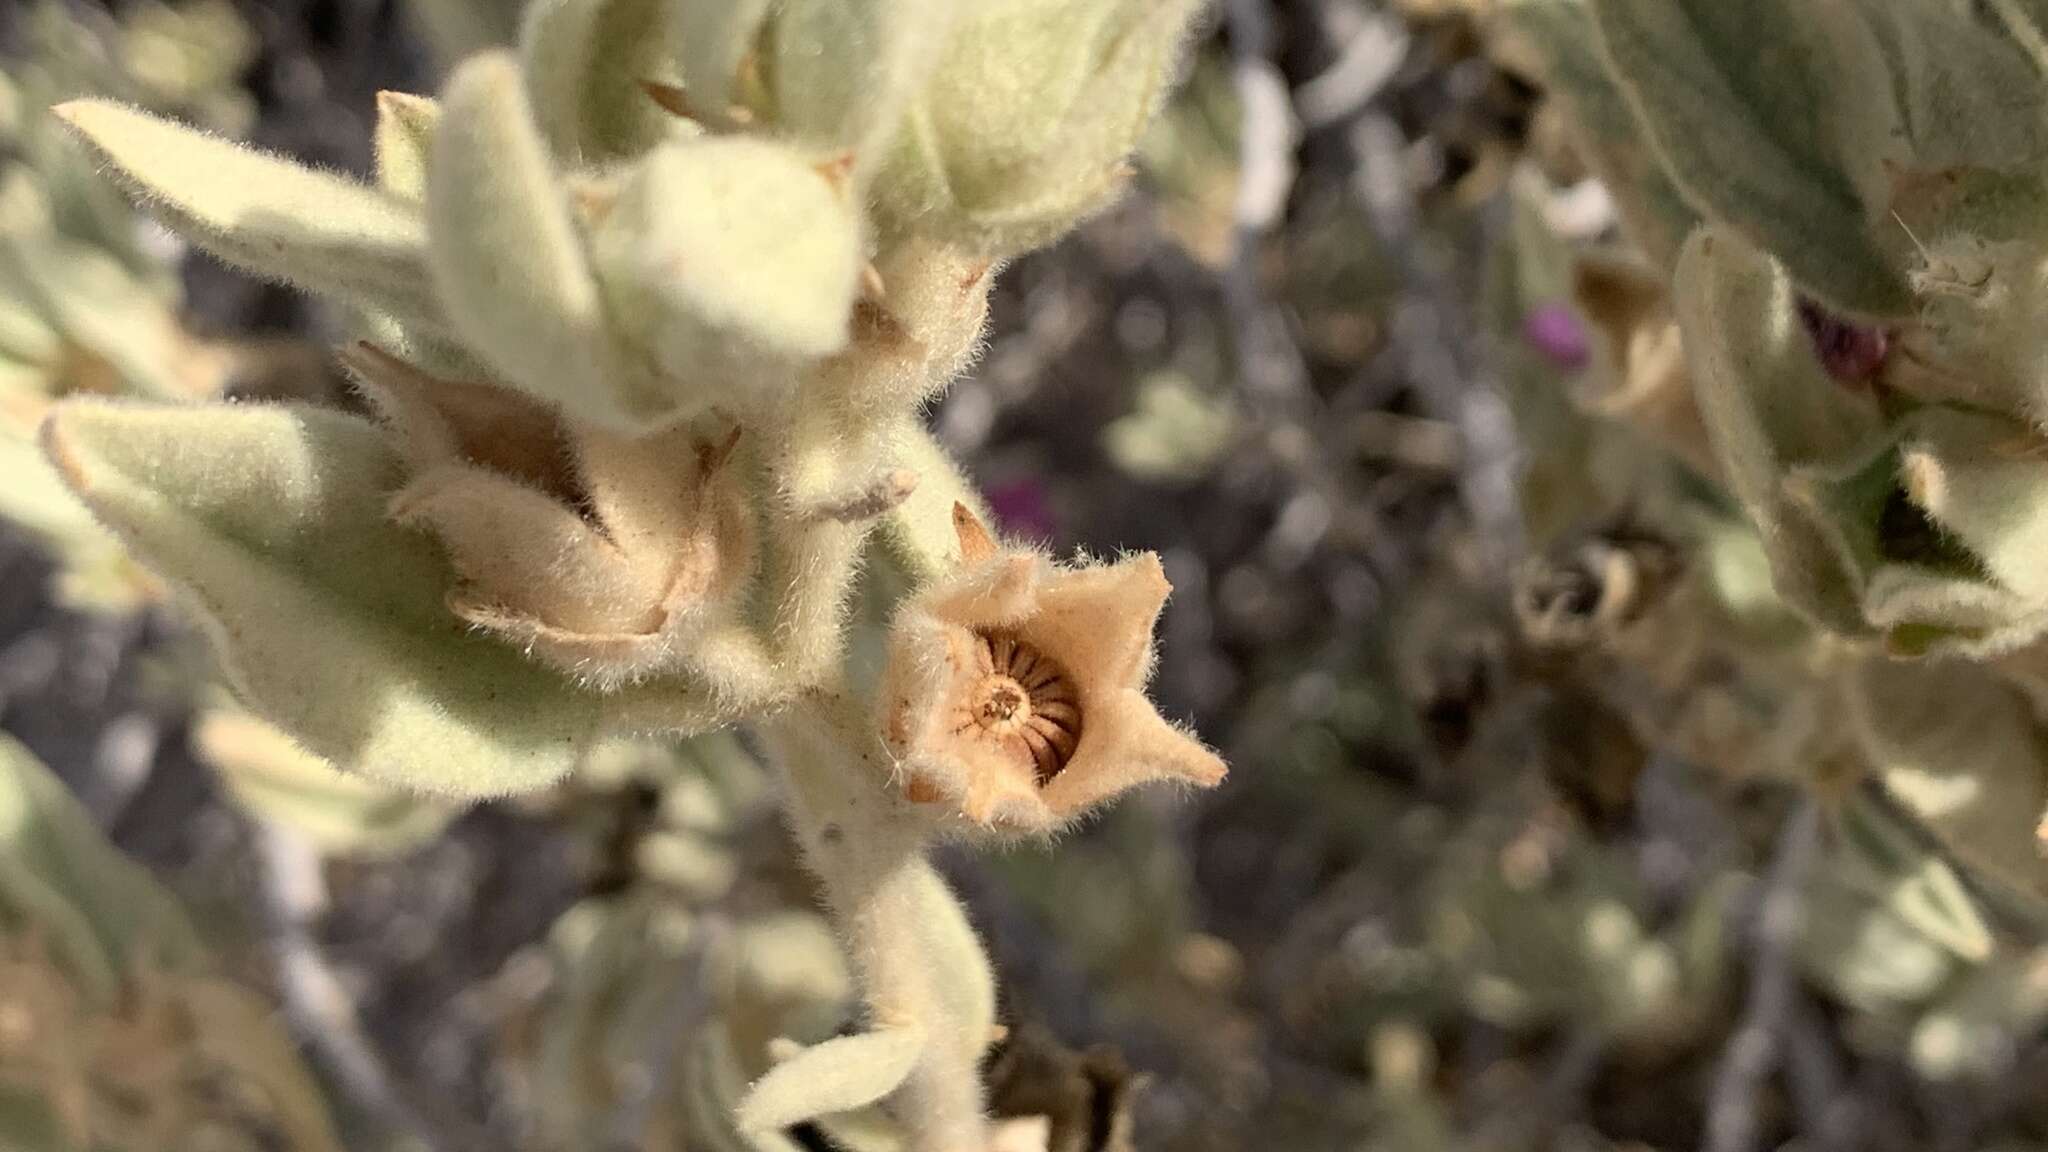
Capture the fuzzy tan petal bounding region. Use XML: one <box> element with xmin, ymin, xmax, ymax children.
<box><xmin>390</xmin><ymin>463</ymin><xmax>664</xmax><ymax>635</ymax></box>
<box><xmin>1021</xmin><ymin>553</ymin><xmax>1168</xmax><ymax>689</ymax></box>
<box><xmin>880</xmin><ymin>541</ymin><xmax>1226</xmax><ymax>836</ymax></box>
<box><xmin>1037</xmin><ymin>692</ymin><xmax>1227</xmax><ymax>817</ymax></box>
<box><xmin>926</xmin><ymin>552</ymin><xmax>1044</xmax><ymax>627</ymax></box>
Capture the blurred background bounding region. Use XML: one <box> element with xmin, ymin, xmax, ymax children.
<box><xmin>0</xmin><ymin>1</ymin><xmax>2043</xmax><ymax>1151</ymax></box>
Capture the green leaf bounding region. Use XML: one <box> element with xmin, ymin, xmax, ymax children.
<box><xmin>734</xmin><ymin>1026</ymin><xmax>926</xmax><ymax>1134</ymax></box>
<box><xmin>520</xmin><ymin>0</ymin><xmax>677</xmax><ymax>165</ymax></box>
<box><xmin>1850</xmin><ymin>655</ymin><xmax>2048</xmax><ymax>909</ymax></box>
<box><xmin>766</xmin><ymin>0</ymin><xmax>950</xmax><ymax>164</ymax></box>
<box><xmin>41</xmin><ymin>398</ymin><xmax>623</xmax><ymax>797</ymax></box>
<box><xmin>589</xmin><ymin>135</ymin><xmax>861</xmax><ymax>403</ymax></box>
<box><xmin>194</xmin><ymin>709</ymin><xmax>457</xmax><ymax>858</ymax></box>
<box><xmin>1852</xmin><ymin>0</ymin><xmax>2048</xmax><ymax>177</ymax></box>
<box><xmin>0</xmin><ymin>733</ymin><xmax>206</xmax><ymax>1000</ymax></box>
<box><xmin>427</xmin><ymin>52</ymin><xmax>659</xmax><ymax>430</ymax></box>
<box><xmin>671</xmin><ymin>0</ymin><xmax>774</xmax><ymax>131</ymax></box>
<box><xmin>51</xmin><ymin>99</ymin><xmax>442</xmax><ymax>322</ymax></box>
<box><xmin>372</xmin><ymin>89</ymin><xmax>439</xmax><ymax>201</ymax></box>
<box><xmin>1496</xmin><ymin>0</ymin><xmax>1702</xmax><ymax>271</ymax></box>
<box><xmin>1590</xmin><ymin>0</ymin><xmax>1913</xmax><ymax>315</ymax></box>
<box><xmin>1673</xmin><ymin>226</ymin><xmax>1886</xmax><ymax>633</ymax></box>
<box><xmin>875</xmin><ymin>0</ymin><xmax>1201</xmax><ymax>256</ymax></box>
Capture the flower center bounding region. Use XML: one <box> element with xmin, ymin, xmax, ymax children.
<box><xmin>967</xmin><ymin>630</ymin><xmax>1081</xmax><ymax>784</ymax></box>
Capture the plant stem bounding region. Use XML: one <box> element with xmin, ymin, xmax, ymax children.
<box><xmin>762</xmin><ymin>687</ymin><xmax>996</xmax><ymax>1152</ymax></box>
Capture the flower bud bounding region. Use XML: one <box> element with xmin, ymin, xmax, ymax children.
<box><xmin>871</xmin><ymin>0</ymin><xmax>1202</xmax><ymax>257</ymax></box>
<box><xmin>586</xmin><ymin>136</ymin><xmax>862</xmax><ymax>414</ymax></box>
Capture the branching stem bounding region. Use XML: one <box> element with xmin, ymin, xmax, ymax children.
<box><xmin>761</xmin><ymin>687</ymin><xmax>997</xmax><ymax>1152</ymax></box>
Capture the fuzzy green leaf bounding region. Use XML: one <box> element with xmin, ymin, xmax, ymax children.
<box><xmin>734</xmin><ymin>1026</ymin><xmax>926</xmax><ymax>1134</ymax></box>
<box><xmin>41</xmin><ymin>398</ymin><xmax>613</xmax><ymax>797</ymax></box>
<box><xmin>1850</xmin><ymin>656</ymin><xmax>2048</xmax><ymax>910</ymax></box>
<box><xmin>1589</xmin><ymin>0</ymin><xmax>1912</xmax><ymax>315</ymax></box>
<box><xmin>767</xmin><ymin>0</ymin><xmax>950</xmax><ymax>163</ymax></box>
<box><xmin>671</xmin><ymin>0</ymin><xmax>774</xmax><ymax>131</ymax></box>
<box><xmin>1495</xmin><ymin>0</ymin><xmax>1701</xmax><ymax>271</ymax></box>
<box><xmin>876</xmin><ymin>0</ymin><xmax>1202</xmax><ymax>256</ymax></box>
<box><xmin>51</xmin><ymin>99</ymin><xmax>442</xmax><ymax>321</ymax></box>
<box><xmin>0</xmin><ymin>733</ymin><xmax>206</xmax><ymax>1000</ymax></box>
<box><xmin>589</xmin><ymin>135</ymin><xmax>861</xmax><ymax>404</ymax></box>
<box><xmin>1674</xmin><ymin>227</ymin><xmax>1885</xmax><ymax>633</ymax></box>
<box><xmin>372</xmin><ymin>90</ymin><xmax>439</xmax><ymax>201</ymax></box>
<box><xmin>195</xmin><ymin>709</ymin><xmax>457</xmax><ymax>857</ymax></box>
<box><xmin>520</xmin><ymin>0</ymin><xmax>677</xmax><ymax>165</ymax></box>
<box><xmin>1852</xmin><ymin>0</ymin><xmax>2048</xmax><ymax>177</ymax></box>
<box><xmin>427</xmin><ymin>52</ymin><xmax>658</xmax><ymax>430</ymax></box>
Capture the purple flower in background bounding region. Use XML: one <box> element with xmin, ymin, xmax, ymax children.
<box><xmin>986</xmin><ymin>476</ymin><xmax>1058</xmax><ymax>542</ymax></box>
<box><xmin>1796</xmin><ymin>296</ymin><xmax>1888</xmax><ymax>384</ymax></box>
<box><xmin>1522</xmin><ymin>302</ymin><xmax>1591</xmax><ymax>371</ymax></box>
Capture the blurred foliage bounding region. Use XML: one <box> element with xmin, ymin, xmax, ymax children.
<box><xmin>0</xmin><ymin>733</ymin><xmax>341</xmax><ymax>1151</ymax></box>
<box><xmin>0</xmin><ymin>0</ymin><xmax>251</xmax><ymax>611</ymax></box>
<box><xmin>2</xmin><ymin>1</ymin><xmax>2048</xmax><ymax>1150</ymax></box>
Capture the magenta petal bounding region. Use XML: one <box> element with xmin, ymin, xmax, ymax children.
<box><xmin>1522</xmin><ymin>302</ymin><xmax>1592</xmax><ymax>371</ymax></box>
<box><xmin>1796</xmin><ymin>296</ymin><xmax>1888</xmax><ymax>383</ymax></box>
<box><xmin>986</xmin><ymin>477</ymin><xmax>1057</xmax><ymax>542</ymax></box>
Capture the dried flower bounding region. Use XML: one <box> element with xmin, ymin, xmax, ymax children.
<box><xmin>880</xmin><ymin>505</ymin><xmax>1225</xmax><ymax>832</ymax></box>
<box><xmin>343</xmin><ymin>343</ymin><xmax>755</xmax><ymax>688</ymax></box>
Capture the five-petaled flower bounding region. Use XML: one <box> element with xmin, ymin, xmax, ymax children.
<box><xmin>880</xmin><ymin>504</ymin><xmax>1226</xmax><ymax>833</ymax></box>
<box><xmin>342</xmin><ymin>343</ymin><xmax>755</xmax><ymax>689</ymax></box>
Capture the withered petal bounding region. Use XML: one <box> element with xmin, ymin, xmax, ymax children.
<box><xmin>392</xmin><ymin>463</ymin><xmax>664</xmax><ymax>635</ymax></box>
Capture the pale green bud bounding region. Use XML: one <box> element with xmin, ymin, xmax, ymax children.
<box><xmin>672</xmin><ymin>0</ymin><xmax>948</xmax><ymax>165</ymax></box>
<box><xmin>586</xmin><ymin>135</ymin><xmax>862</xmax><ymax>410</ymax></box>
<box><xmin>873</xmin><ymin>0</ymin><xmax>1203</xmax><ymax>257</ymax></box>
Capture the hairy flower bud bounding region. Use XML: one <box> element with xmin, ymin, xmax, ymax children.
<box><xmin>871</xmin><ymin>0</ymin><xmax>1203</xmax><ymax>257</ymax></box>
<box><xmin>585</xmin><ymin>135</ymin><xmax>863</xmax><ymax>413</ymax></box>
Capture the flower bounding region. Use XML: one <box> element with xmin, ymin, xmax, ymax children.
<box><xmin>879</xmin><ymin>504</ymin><xmax>1225</xmax><ymax>832</ymax></box>
<box><xmin>341</xmin><ymin>343</ymin><xmax>755</xmax><ymax>688</ymax></box>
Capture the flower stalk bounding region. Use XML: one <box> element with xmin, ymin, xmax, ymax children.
<box><xmin>34</xmin><ymin>0</ymin><xmax>1223</xmax><ymax>1143</ymax></box>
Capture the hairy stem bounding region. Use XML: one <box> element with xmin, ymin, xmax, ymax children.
<box><xmin>762</xmin><ymin>687</ymin><xmax>996</xmax><ymax>1152</ymax></box>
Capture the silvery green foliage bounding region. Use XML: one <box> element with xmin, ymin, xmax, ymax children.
<box><xmin>0</xmin><ymin>1</ymin><xmax>252</xmax><ymax>610</ymax></box>
<box><xmin>1498</xmin><ymin>0</ymin><xmax>2048</xmax><ymax>1044</ymax></box>
<box><xmin>194</xmin><ymin>706</ymin><xmax>459</xmax><ymax>859</ymax></box>
<box><xmin>0</xmin><ymin>735</ymin><xmax>344</xmax><ymax>1151</ymax></box>
<box><xmin>39</xmin><ymin>1</ymin><xmax>1220</xmax><ymax>1147</ymax></box>
<box><xmin>1504</xmin><ymin>0</ymin><xmax>2048</xmax><ymax>655</ymax></box>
